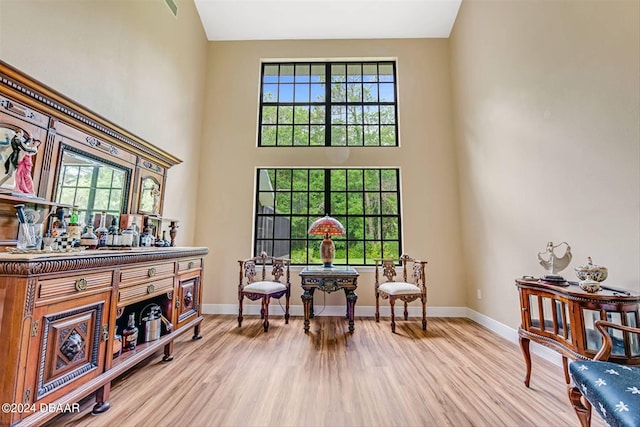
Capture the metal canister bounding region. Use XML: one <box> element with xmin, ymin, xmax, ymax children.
<box><xmin>140</xmin><ymin>304</ymin><xmax>162</xmax><ymax>342</ymax></box>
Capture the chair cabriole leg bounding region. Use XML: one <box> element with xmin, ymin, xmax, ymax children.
<box><xmin>263</xmin><ymin>296</ymin><xmax>270</xmax><ymax>332</ymax></box>
<box><xmin>285</xmin><ymin>289</ymin><xmax>290</xmax><ymax>324</ymax></box>
<box><xmin>567</xmin><ymin>385</ymin><xmax>592</xmax><ymax>427</ymax></box>
<box><xmin>389</xmin><ymin>297</ymin><xmax>396</xmax><ymax>333</ymax></box>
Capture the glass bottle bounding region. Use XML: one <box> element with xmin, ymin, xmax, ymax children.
<box><xmin>121</xmin><ymin>228</ymin><xmax>134</xmax><ymax>247</ymax></box>
<box><xmin>113</xmin><ymin>326</ymin><xmax>122</xmax><ymax>358</ymax></box>
<box><xmin>131</xmin><ymin>222</ymin><xmax>140</xmax><ymax>247</ymax></box>
<box><xmin>67</xmin><ymin>206</ymin><xmax>81</xmax><ymax>241</ymax></box>
<box><xmin>154</xmin><ymin>230</ymin><xmax>166</xmax><ymax>247</ymax></box>
<box><xmin>53</xmin><ymin>207</ymin><xmax>67</xmax><ymax>237</ymax></box>
<box><xmin>95</xmin><ymin>211</ymin><xmax>108</xmax><ymax>248</ymax></box>
<box><xmin>80</xmin><ymin>225</ymin><xmax>98</xmax><ymax>249</ymax></box>
<box><xmin>107</xmin><ymin>216</ymin><xmax>118</xmax><ymax>246</ymax></box>
<box><xmin>122</xmin><ymin>313</ymin><xmax>138</xmax><ymax>352</ymax></box>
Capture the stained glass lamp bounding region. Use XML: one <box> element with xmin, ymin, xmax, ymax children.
<box><xmin>308</xmin><ymin>215</ymin><xmax>345</xmax><ymax>268</ymax></box>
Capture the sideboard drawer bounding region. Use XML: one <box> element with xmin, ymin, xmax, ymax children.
<box><xmin>118</xmin><ymin>276</ymin><xmax>174</xmax><ymax>306</ymax></box>
<box><xmin>38</xmin><ymin>271</ymin><xmax>113</xmax><ymax>301</ymax></box>
<box><xmin>178</xmin><ymin>258</ymin><xmax>201</xmax><ymax>272</ymax></box>
<box><xmin>119</xmin><ymin>262</ymin><xmax>175</xmax><ymax>286</ymax></box>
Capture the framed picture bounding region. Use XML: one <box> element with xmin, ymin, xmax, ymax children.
<box><xmin>0</xmin><ymin>124</ymin><xmax>42</xmax><ymax>195</ymax></box>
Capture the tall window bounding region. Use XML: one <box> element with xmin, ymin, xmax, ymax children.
<box><xmin>258</xmin><ymin>61</ymin><xmax>398</xmax><ymax>146</ymax></box>
<box><xmin>255</xmin><ymin>168</ymin><xmax>401</xmax><ymax>265</ymax></box>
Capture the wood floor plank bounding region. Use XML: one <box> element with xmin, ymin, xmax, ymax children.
<box><xmin>45</xmin><ymin>315</ymin><xmax>604</xmax><ymax>427</ymax></box>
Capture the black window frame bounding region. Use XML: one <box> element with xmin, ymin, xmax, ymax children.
<box><xmin>258</xmin><ymin>61</ymin><xmax>399</xmax><ymax>147</ymax></box>
<box><xmin>254</xmin><ymin>168</ymin><xmax>402</xmax><ymax>266</ymax></box>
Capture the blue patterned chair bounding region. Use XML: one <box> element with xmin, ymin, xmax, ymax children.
<box><xmin>568</xmin><ymin>320</ymin><xmax>640</xmax><ymax>427</ymax></box>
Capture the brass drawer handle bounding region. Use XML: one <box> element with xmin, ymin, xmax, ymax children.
<box><xmin>75</xmin><ymin>278</ymin><xmax>88</xmax><ymax>292</ymax></box>
<box><xmin>147</xmin><ymin>284</ymin><xmax>155</xmax><ymax>294</ymax></box>
<box><xmin>148</xmin><ymin>268</ymin><xmax>156</xmax><ymax>278</ymax></box>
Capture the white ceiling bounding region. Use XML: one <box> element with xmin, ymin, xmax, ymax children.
<box><xmin>193</xmin><ymin>0</ymin><xmax>462</xmax><ymax>41</ymax></box>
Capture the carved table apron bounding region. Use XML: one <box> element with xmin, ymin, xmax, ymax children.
<box><xmin>299</xmin><ymin>266</ymin><xmax>359</xmax><ymax>333</ymax></box>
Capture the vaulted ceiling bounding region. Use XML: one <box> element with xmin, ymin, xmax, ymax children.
<box><xmin>193</xmin><ymin>0</ymin><xmax>462</xmax><ymax>41</ymax></box>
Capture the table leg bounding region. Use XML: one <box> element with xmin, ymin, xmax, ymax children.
<box><xmin>519</xmin><ymin>335</ymin><xmax>532</xmax><ymax>388</ymax></box>
<box><xmin>345</xmin><ymin>290</ymin><xmax>357</xmax><ymax>333</ymax></box>
<box><xmin>309</xmin><ymin>288</ymin><xmax>315</xmax><ymax>319</ymax></box>
<box><xmin>302</xmin><ymin>289</ymin><xmax>313</xmax><ymax>333</ymax></box>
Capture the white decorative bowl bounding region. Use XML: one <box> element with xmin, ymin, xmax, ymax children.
<box><xmin>575</xmin><ymin>257</ymin><xmax>608</xmax><ymax>283</ymax></box>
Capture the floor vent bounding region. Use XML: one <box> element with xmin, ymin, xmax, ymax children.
<box><xmin>164</xmin><ymin>0</ymin><xmax>178</xmax><ymax>18</ymax></box>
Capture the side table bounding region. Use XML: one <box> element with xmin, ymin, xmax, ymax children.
<box><xmin>299</xmin><ymin>266</ymin><xmax>359</xmax><ymax>333</ymax></box>
<box><xmin>515</xmin><ymin>277</ymin><xmax>640</xmax><ymax>387</ymax></box>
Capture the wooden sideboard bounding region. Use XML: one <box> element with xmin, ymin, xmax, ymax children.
<box><xmin>0</xmin><ymin>247</ymin><xmax>207</xmax><ymax>427</ymax></box>
<box><xmin>515</xmin><ymin>278</ymin><xmax>640</xmax><ymax>387</ymax></box>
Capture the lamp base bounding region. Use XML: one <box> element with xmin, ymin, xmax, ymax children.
<box><xmin>320</xmin><ymin>237</ymin><xmax>335</xmax><ymax>268</ymax></box>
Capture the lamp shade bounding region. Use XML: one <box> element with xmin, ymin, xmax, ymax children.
<box><xmin>308</xmin><ymin>216</ymin><xmax>344</xmax><ymax>268</ymax></box>
<box><xmin>308</xmin><ymin>215</ymin><xmax>345</xmax><ymax>236</ymax></box>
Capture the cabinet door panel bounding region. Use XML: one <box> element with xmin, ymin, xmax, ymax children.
<box><xmin>177</xmin><ymin>274</ymin><xmax>199</xmax><ymax>328</ymax></box>
<box><xmin>29</xmin><ymin>294</ymin><xmax>109</xmax><ymax>403</ymax></box>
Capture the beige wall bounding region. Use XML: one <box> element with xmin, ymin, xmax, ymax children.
<box><xmin>199</xmin><ymin>39</ymin><xmax>465</xmax><ymax>309</ymax></box>
<box><xmin>450</xmin><ymin>0</ymin><xmax>640</xmax><ymax>327</ymax></box>
<box><xmin>3</xmin><ymin>0</ymin><xmax>636</xmax><ymax>326</ymax></box>
<box><xmin>0</xmin><ymin>0</ymin><xmax>208</xmax><ymax>245</ymax></box>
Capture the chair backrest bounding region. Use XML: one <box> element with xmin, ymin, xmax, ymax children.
<box><xmin>375</xmin><ymin>254</ymin><xmax>427</xmax><ymax>288</ymax></box>
<box><xmin>238</xmin><ymin>252</ymin><xmax>290</xmax><ymax>286</ymax></box>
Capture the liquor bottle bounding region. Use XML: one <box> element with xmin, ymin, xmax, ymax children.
<box><xmin>107</xmin><ymin>216</ymin><xmax>119</xmax><ymax>246</ymax></box>
<box><xmin>121</xmin><ymin>228</ymin><xmax>134</xmax><ymax>247</ymax></box>
<box><xmin>80</xmin><ymin>225</ymin><xmax>98</xmax><ymax>249</ymax></box>
<box><xmin>67</xmin><ymin>206</ymin><xmax>82</xmax><ymax>241</ymax></box>
<box><xmin>131</xmin><ymin>222</ymin><xmax>140</xmax><ymax>247</ymax></box>
<box><xmin>112</xmin><ymin>326</ymin><xmax>122</xmax><ymax>358</ymax></box>
<box><xmin>122</xmin><ymin>313</ymin><xmax>138</xmax><ymax>352</ymax></box>
<box><xmin>53</xmin><ymin>207</ymin><xmax>67</xmax><ymax>237</ymax></box>
<box><xmin>95</xmin><ymin>212</ymin><xmax>108</xmax><ymax>248</ymax></box>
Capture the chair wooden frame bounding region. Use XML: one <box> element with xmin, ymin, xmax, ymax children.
<box><xmin>567</xmin><ymin>320</ymin><xmax>640</xmax><ymax>427</ymax></box>
<box><xmin>374</xmin><ymin>254</ymin><xmax>428</xmax><ymax>333</ymax></box>
<box><xmin>238</xmin><ymin>253</ymin><xmax>291</xmax><ymax>332</ymax></box>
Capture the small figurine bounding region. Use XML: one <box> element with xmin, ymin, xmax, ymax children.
<box><xmin>537</xmin><ymin>241</ymin><xmax>572</xmax><ymax>279</ymax></box>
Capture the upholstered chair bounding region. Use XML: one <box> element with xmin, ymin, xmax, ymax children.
<box><xmin>568</xmin><ymin>320</ymin><xmax>640</xmax><ymax>427</ymax></box>
<box><xmin>238</xmin><ymin>252</ymin><xmax>290</xmax><ymax>332</ymax></box>
<box><xmin>374</xmin><ymin>254</ymin><xmax>428</xmax><ymax>333</ymax></box>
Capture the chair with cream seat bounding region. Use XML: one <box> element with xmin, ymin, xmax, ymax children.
<box><xmin>375</xmin><ymin>254</ymin><xmax>428</xmax><ymax>333</ymax></box>
<box><xmin>238</xmin><ymin>252</ymin><xmax>290</xmax><ymax>332</ymax></box>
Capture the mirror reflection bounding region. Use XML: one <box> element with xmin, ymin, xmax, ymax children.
<box><xmin>55</xmin><ymin>148</ymin><xmax>129</xmax><ymax>226</ymax></box>
<box><xmin>139</xmin><ymin>176</ymin><xmax>160</xmax><ymax>214</ymax></box>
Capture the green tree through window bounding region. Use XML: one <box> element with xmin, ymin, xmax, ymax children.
<box><xmin>254</xmin><ymin>168</ymin><xmax>401</xmax><ymax>265</ymax></box>
<box><xmin>259</xmin><ymin>61</ymin><xmax>398</xmax><ymax>147</ymax></box>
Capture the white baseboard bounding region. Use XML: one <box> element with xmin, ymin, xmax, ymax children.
<box><xmin>466</xmin><ymin>308</ymin><xmax>562</xmax><ymax>366</ymax></box>
<box><xmin>201</xmin><ymin>303</ymin><xmax>467</xmax><ymax>318</ymax></box>
<box><xmin>201</xmin><ymin>303</ymin><xmax>562</xmax><ymax>367</ymax></box>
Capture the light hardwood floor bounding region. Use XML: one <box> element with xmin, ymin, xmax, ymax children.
<box><xmin>47</xmin><ymin>315</ymin><xmax>603</xmax><ymax>427</ymax></box>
